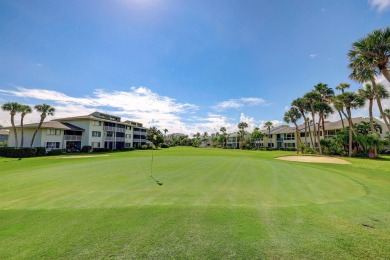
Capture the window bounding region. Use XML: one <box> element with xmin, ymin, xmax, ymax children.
<box><xmin>47</xmin><ymin>129</ymin><xmax>61</xmax><ymax>135</ymax></box>
<box><xmin>126</xmin><ymin>134</ymin><xmax>131</xmax><ymax>139</ymax></box>
<box><xmin>284</xmin><ymin>133</ymin><xmax>295</xmax><ymax>140</ymax></box>
<box><xmin>106</xmin><ymin>131</ymin><xmax>113</xmax><ymax>137</ymax></box>
<box><xmin>126</xmin><ymin>126</ymin><xmax>131</xmax><ymax>130</ymax></box>
<box><xmin>92</xmin><ymin>131</ymin><xmax>101</xmax><ymax>137</ymax></box>
<box><xmin>92</xmin><ymin>142</ymin><xmax>100</xmax><ymax>148</ymax></box>
<box><xmin>125</xmin><ymin>143</ymin><xmax>132</xmax><ymax>148</ymax></box>
<box><xmin>93</xmin><ymin>121</ymin><xmax>102</xmax><ymax>126</ymax></box>
<box><xmin>46</xmin><ymin>142</ymin><xmax>60</xmax><ymax>148</ymax></box>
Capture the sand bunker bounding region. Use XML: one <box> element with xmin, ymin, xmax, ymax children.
<box><xmin>59</xmin><ymin>155</ymin><xmax>110</xmax><ymax>159</ymax></box>
<box><xmin>276</xmin><ymin>156</ymin><xmax>351</xmax><ymax>164</ymax></box>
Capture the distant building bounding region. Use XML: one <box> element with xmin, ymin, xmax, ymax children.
<box><xmin>5</xmin><ymin>112</ymin><xmax>147</xmax><ymax>150</ymax></box>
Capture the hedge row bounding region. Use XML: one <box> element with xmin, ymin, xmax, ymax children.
<box><xmin>0</xmin><ymin>147</ymin><xmax>40</xmax><ymax>158</ymax></box>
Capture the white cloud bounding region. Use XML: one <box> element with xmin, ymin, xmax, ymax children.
<box><xmin>0</xmin><ymin>86</ymin><xmax>198</xmax><ymax>134</ymax></box>
<box><xmin>212</xmin><ymin>97</ymin><xmax>265</xmax><ymax>111</ymax></box>
<box><xmin>309</xmin><ymin>54</ymin><xmax>317</xmax><ymax>58</ymax></box>
<box><xmin>368</xmin><ymin>0</ymin><xmax>390</xmax><ymax>12</ymax></box>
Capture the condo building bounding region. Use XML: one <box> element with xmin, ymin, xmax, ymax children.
<box><xmin>5</xmin><ymin>112</ymin><xmax>148</xmax><ymax>150</ymax></box>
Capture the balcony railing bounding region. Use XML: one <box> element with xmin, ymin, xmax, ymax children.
<box><xmin>116</xmin><ymin>137</ymin><xmax>125</xmax><ymax>142</ymax></box>
<box><xmin>133</xmin><ymin>138</ymin><xmax>146</xmax><ymax>143</ymax></box>
<box><xmin>104</xmin><ymin>136</ymin><xmax>115</xmax><ymax>141</ymax></box>
<box><xmin>277</xmin><ymin>138</ymin><xmax>284</xmax><ymax>142</ymax></box>
<box><xmin>133</xmin><ymin>130</ymin><xmax>146</xmax><ymax>135</ymax></box>
<box><xmin>103</xmin><ymin>126</ymin><xmax>115</xmax><ymax>131</ymax></box>
<box><xmin>116</xmin><ymin>127</ymin><xmax>125</xmax><ymax>133</ymax></box>
<box><xmin>64</xmin><ymin>135</ymin><xmax>82</xmax><ymax>141</ymax></box>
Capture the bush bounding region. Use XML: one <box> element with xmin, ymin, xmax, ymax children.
<box><xmin>160</xmin><ymin>143</ymin><xmax>169</xmax><ymax>148</ymax></box>
<box><xmin>140</xmin><ymin>145</ymin><xmax>148</xmax><ymax>150</ymax></box>
<box><xmin>306</xmin><ymin>147</ymin><xmax>315</xmax><ymax>154</ymax></box>
<box><xmin>47</xmin><ymin>149</ymin><xmax>65</xmax><ymax>156</ymax></box>
<box><xmin>119</xmin><ymin>147</ymin><xmax>135</xmax><ymax>151</ymax></box>
<box><xmin>92</xmin><ymin>148</ymin><xmax>110</xmax><ymax>153</ymax></box>
<box><xmin>81</xmin><ymin>146</ymin><xmax>92</xmax><ymax>153</ymax></box>
<box><xmin>35</xmin><ymin>147</ymin><xmax>46</xmax><ymax>156</ymax></box>
<box><xmin>0</xmin><ymin>147</ymin><xmax>37</xmax><ymax>158</ymax></box>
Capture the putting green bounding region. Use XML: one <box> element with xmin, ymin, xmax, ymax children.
<box><xmin>0</xmin><ymin>155</ymin><xmax>365</xmax><ymax>209</ymax></box>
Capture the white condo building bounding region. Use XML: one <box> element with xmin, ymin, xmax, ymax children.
<box><xmin>5</xmin><ymin>112</ymin><xmax>148</xmax><ymax>150</ymax></box>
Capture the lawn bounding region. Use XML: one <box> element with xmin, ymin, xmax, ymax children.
<box><xmin>0</xmin><ymin>147</ymin><xmax>389</xmax><ymax>259</ymax></box>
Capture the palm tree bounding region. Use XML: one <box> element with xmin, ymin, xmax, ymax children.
<box><xmin>303</xmin><ymin>91</ymin><xmax>322</xmax><ymax>154</ymax></box>
<box><xmin>220</xmin><ymin>127</ymin><xmax>227</xmax><ymax>148</ymax></box>
<box><xmin>358</xmin><ymin>83</ymin><xmax>389</xmax><ymax>135</ymax></box>
<box><xmin>314</xmin><ymin>83</ymin><xmax>334</xmax><ymax>137</ymax></box>
<box><xmin>292</xmin><ymin>97</ymin><xmax>311</xmax><ymax>152</ymax></box>
<box><xmin>349</xmin><ymin>35</ymin><xmax>390</xmax><ymax>131</ymax></box>
<box><xmin>250</xmin><ymin>128</ymin><xmax>264</xmax><ymax>150</ymax></box>
<box><xmin>237</xmin><ymin>122</ymin><xmax>248</xmax><ymax>149</ymax></box>
<box><xmin>283</xmin><ymin>107</ymin><xmax>302</xmax><ymax>154</ymax></box>
<box><xmin>202</xmin><ymin>132</ymin><xmax>209</xmax><ymax>146</ymax></box>
<box><xmin>1</xmin><ymin>102</ymin><xmax>21</xmax><ymax>147</ymax></box>
<box><xmin>30</xmin><ymin>104</ymin><xmax>55</xmax><ymax>147</ymax></box>
<box><xmin>381</xmin><ymin>108</ymin><xmax>390</xmax><ymax>122</ymax></box>
<box><xmin>264</xmin><ymin>121</ymin><xmax>273</xmax><ymax>148</ymax></box>
<box><xmin>336</xmin><ymin>92</ymin><xmax>365</xmax><ymax>157</ymax></box>
<box><xmin>349</xmin><ymin>27</ymin><xmax>390</xmax><ymax>83</ymax></box>
<box><xmin>19</xmin><ymin>105</ymin><xmax>32</xmax><ymax>147</ymax></box>
<box><xmin>163</xmin><ymin>129</ymin><xmax>168</xmax><ymax>137</ymax></box>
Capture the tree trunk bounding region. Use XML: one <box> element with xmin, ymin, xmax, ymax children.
<box><xmin>368</xmin><ymin>98</ymin><xmax>378</xmax><ymax>157</ymax></box>
<box><xmin>321</xmin><ymin>113</ymin><xmax>326</xmax><ymax>139</ymax></box>
<box><xmin>20</xmin><ymin>113</ymin><xmax>26</xmax><ymax>148</ymax></box>
<box><xmin>30</xmin><ymin>116</ymin><xmax>45</xmax><ymax>148</ymax></box>
<box><xmin>337</xmin><ymin>110</ymin><xmax>345</xmax><ymax>129</ymax></box>
<box><xmin>304</xmin><ymin>120</ymin><xmax>307</xmax><ymax>153</ymax></box>
<box><xmin>347</xmin><ymin>108</ymin><xmax>353</xmax><ymax>157</ymax></box>
<box><xmin>381</xmin><ymin>68</ymin><xmax>390</xmax><ymax>83</ymax></box>
<box><xmin>311</xmin><ymin>107</ymin><xmax>321</xmax><ymax>154</ymax></box>
<box><xmin>307</xmin><ymin>119</ymin><xmax>314</xmax><ymax>148</ymax></box>
<box><xmin>371</xmin><ymin>78</ymin><xmax>390</xmax><ymax>131</ymax></box>
<box><xmin>11</xmin><ymin>112</ymin><xmax>18</xmax><ymax>148</ymax></box>
<box><xmin>294</xmin><ymin>122</ymin><xmax>300</xmax><ymax>154</ymax></box>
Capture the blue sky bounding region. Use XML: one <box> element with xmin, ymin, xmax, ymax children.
<box><xmin>1</xmin><ymin>0</ymin><xmax>390</xmax><ymax>134</ymax></box>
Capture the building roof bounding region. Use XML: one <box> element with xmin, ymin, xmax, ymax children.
<box><xmin>3</xmin><ymin>121</ymin><xmax>84</xmax><ymax>131</ymax></box>
<box><xmin>53</xmin><ymin>112</ymin><xmax>146</xmax><ymax>128</ymax></box>
<box><xmin>0</xmin><ymin>129</ymin><xmax>9</xmax><ymax>136</ymax></box>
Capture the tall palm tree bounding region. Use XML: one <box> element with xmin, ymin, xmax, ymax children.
<box><xmin>314</xmin><ymin>83</ymin><xmax>334</xmax><ymax>137</ymax></box>
<box><xmin>1</xmin><ymin>102</ymin><xmax>21</xmax><ymax>147</ymax></box>
<box><xmin>283</xmin><ymin>107</ymin><xmax>302</xmax><ymax>154</ymax></box>
<box><xmin>303</xmin><ymin>91</ymin><xmax>322</xmax><ymax>154</ymax></box>
<box><xmin>358</xmin><ymin>83</ymin><xmax>389</xmax><ymax>135</ymax></box>
<box><xmin>381</xmin><ymin>108</ymin><xmax>390</xmax><ymax>122</ymax></box>
<box><xmin>237</xmin><ymin>122</ymin><xmax>248</xmax><ymax>149</ymax></box>
<box><xmin>292</xmin><ymin>97</ymin><xmax>311</xmax><ymax>152</ymax></box>
<box><xmin>220</xmin><ymin>127</ymin><xmax>227</xmax><ymax>148</ymax></box>
<box><xmin>19</xmin><ymin>105</ymin><xmax>32</xmax><ymax>147</ymax></box>
<box><xmin>336</xmin><ymin>92</ymin><xmax>365</xmax><ymax>157</ymax></box>
<box><xmin>30</xmin><ymin>104</ymin><xmax>55</xmax><ymax>147</ymax></box>
<box><xmin>349</xmin><ymin>27</ymin><xmax>390</xmax><ymax>83</ymax></box>
<box><xmin>264</xmin><ymin>121</ymin><xmax>273</xmax><ymax>148</ymax></box>
<box><xmin>349</xmin><ymin>37</ymin><xmax>390</xmax><ymax>131</ymax></box>
<box><xmin>163</xmin><ymin>129</ymin><xmax>168</xmax><ymax>137</ymax></box>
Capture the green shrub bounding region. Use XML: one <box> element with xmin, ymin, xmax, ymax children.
<box><xmin>35</xmin><ymin>147</ymin><xmax>46</xmax><ymax>156</ymax></box>
<box><xmin>47</xmin><ymin>149</ymin><xmax>65</xmax><ymax>156</ymax></box>
<box><xmin>119</xmin><ymin>147</ymin><xmax>135</xmax><ymax>151</ymax></box>
<box><xmin>160</xmin><ymin>143</ymin><xmax>169</xmax><ymax>148</ymax></box>
<box><xmin>92</xmin><ymin>148</ymin><xmax>110</xmax><ymax>153</ymax></box>
<box><xmin>140</xmin><ymin>145</ymin><xmax>148</xmax><ymax>150</ymax></box>
<box><xmin>0</xmin><ymin>147</ymin><xmax>37</xmax><ymax>158</ymax></box>
<box><xmin>81</xmin><ymin>146</ymin><xmax>92</xmax><ymax>153</ymax></box>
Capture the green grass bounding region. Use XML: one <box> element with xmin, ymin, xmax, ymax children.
<box><xmin>0</xmin><ymin>147</ymin><xmax>389</xmax><ymax>259</ymax></box>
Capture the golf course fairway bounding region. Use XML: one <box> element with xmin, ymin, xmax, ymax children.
<box><xmin>0</xmin><ymin>147</ymin><xmax>389</xmax><ymax>259</ymax></box>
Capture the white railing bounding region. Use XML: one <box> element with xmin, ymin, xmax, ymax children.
<box><xmin>64</xmin><ymin>135</ymin><xmax>82</xmax><ymax>141</ymax></box>
<box><xmin>116</xmin><ymin>127</ymin><xmax>125</xmax><ymax>133</ymax></box>
<box><xmin>116</xmin><ymin>137</ymin><xmax>125</xmax><ymax>142</ymax></box>
<box><xmin>133</xmin><ymin>131</ymin><xmax>146</xmax><ymax>135</ymax></box>
<box><xmin>133</xmin><ymin>139</ymin><xmax>146</xmax><ymax>142</ymax></box>
<box><xmin>104</xmin><ymin>136</ymin><xmax>115</xmax><ymax>141</ymax></box>
<box><xmin>104</xmin><ymin>126</ymin><xmax>115</xmax><ymax>131</ymax></box>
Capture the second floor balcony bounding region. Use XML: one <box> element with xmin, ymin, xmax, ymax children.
<box><xmin>64</xmin><ymin>135</ymin><xmax>82</xmax><ymax>141</ymax></box>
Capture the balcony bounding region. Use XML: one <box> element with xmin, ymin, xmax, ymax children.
<box><xmin>64</xmin><ymin>135</ymin><xmax>82</xmax><ymax>141</ymax></box>
<box><xmin>133</xmin><ymin>130</ymin><xmax>146</xmax><ymax>135</ymax></box>
<box><xmin>104</xmin><ymin>136</ymin><xmax>115</xmax><ymax>141</ymax></box>
<box><xmin>277</xmin><ymin>138</ymin><xmax>284</xmax><ymax>142</ymax></box>
<box><xmin>103</xmin><ymin>126</ymin><xmax>115</xmax><ymax>131</ymax></box>
<box><xmin>116</xmin><ymin>127</ymin><xmax>125</xmax><ymax>133</ymax></box>
<box><xmin>116</xmin><ymin>137</ymin><xmax>125</xmax><ymax>142</ymax></box>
